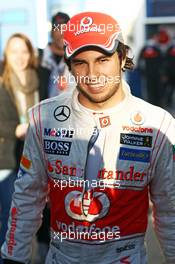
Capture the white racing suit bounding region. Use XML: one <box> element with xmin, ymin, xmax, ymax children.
<box><xmin>1</xmin><ymin>82</ymin><xmax>175</xmax><ymax>264</ymax></box>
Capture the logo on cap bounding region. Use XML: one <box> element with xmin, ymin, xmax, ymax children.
<box><xmin>80</xmin><ymin>16</ymin><xmax>93</xmax><ymax>27</ymax></box>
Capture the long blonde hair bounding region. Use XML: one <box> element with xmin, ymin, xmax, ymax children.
<box><xmin>2</xmin><ymin>33</ymin><xmax>37</xmax><ymax>91</ymax></box>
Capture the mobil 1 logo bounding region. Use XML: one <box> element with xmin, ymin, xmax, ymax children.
<box><xmin>120</xmin><ymin>133</ymin><xmax>152</xmax><ymax>148</ymax></box>
<box><xmin>44</xmin><ymin>139</ymin><xmax>72</xmax><ymax>155</ymax></box>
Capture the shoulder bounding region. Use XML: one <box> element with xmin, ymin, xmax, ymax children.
<box><xmin>0</xmin><ymin>81</ymin><xmax>9</xmax><ymax>97</ymax></box>
<box><xmin>125</xmin><ymin>81</ymin><xmax>169</xmax><ymax>121</ymax></box>
<box><xmin>0</xmin><ymin>85</ymin><xmax>14</xmax><ymax>109</ymax></box>
<box><xmin>131</xmin><ymin>94</ymin><xmax>167</xmax><ymax>113</ymax></box>
<box><xmin>0</xmin><ymin>82</ymin><xmax>13</xmax><ymax>104</ymax></box>
<box><xmin>129</xmin><ymin>94</ymin><xmax>173</xmax><ymax>127</ymax></box>
<box><xmin>28</xmin><ymin>91</ymin><xmax>72</xmax><ymax>117</ymax></box>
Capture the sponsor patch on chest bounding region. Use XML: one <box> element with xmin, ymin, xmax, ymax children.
<box><xmin>120</xmin><ymin>133</ymin><xmax>152</xmax><ymax>147</ymax></box>
<box><xmin>44</xmin><ymin>139</ymin><xmax>72</xmax><ymax>155</ymax></box>
<box><xmin>119</xmin><ymin>147</ymin><xmax>151</xmax><ymax>163</ymax></box>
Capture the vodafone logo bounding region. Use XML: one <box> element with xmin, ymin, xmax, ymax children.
<box><xmin>80</xmin><ymin>16</ymin><xmax>93</xmax><ymax>27</ymax></box>
<box><xmin>130</xmin><ymin>111</ymin><xmax>145</xmax><ymax>125</ymax></box>
<box><xmin>99</xmin><ymin>116</ymin><xmax>111</xmax><ymax>128</ymax></box>
<box><xmin>65</xmin><ymin>190</ymin><xmax>110</xmax><ymax>222</ymax></box>
<box><xmin>122</xmin><ymin>125</ymin><xmax>153</xmax><ymax>134</ymax></box>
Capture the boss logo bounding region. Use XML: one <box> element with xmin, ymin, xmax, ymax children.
<box><xmin>44</xmin><ymin>139</ymin><xmax>72</xmax><ymax>156</ymax></box>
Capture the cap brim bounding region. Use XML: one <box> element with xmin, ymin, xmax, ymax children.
<box><xmin>65</xmin><ymin>41</ymin><xmax>120</xmax><ymax>59</ymax></box>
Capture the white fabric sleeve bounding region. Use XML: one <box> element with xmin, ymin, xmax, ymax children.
<box><xmin>1</xmin><ymin>108</ymin><xmax>48</xmax><ymax>264</ymax></box>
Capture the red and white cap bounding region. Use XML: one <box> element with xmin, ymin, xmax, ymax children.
<box><xmin>63</xmin><ymin>12</ymin><xmax>124</xmax><ymax>59</ymax></box>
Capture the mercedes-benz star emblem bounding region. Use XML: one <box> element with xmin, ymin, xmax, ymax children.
<box><xmin>54</xmin><ymin>105</ymin><xmax>71</xmax><ymax>122</ymax></box>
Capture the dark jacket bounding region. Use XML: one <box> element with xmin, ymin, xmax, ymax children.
<box><xmin>37</xmin><ymin>66</ymin><xmax>51</xmax><ymax>101</ymax></box>
<box><xmin>0</xmin><ymin>66</ymin><xmax>51</xmax><ymax>170</ymax></box>
<box><xmin>0</xmin><ymin>62</ymin><xmax>51</xmax><ymax>101</ymax></box>
<box><xmin>0</xmin><ymin>84</ymin><xmax>19</xmax><ymax>169</ymax></box>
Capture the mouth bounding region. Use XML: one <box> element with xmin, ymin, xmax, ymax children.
<box><xmin>87</xmin><ymin>84</ymin><xmax>105</xmax><ymax>93</ymax></box>
<box><xmin>86</xmin><ymin>83</ymin><xmax>105</xmax><ymax>93</ymax></box>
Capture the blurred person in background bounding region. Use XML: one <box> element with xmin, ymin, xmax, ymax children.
<box><xmin>39</xmin><ymin>11</ymin><xmax>76</xmax><ymax>97</ymax></box>
<box><xmin>163</xmin><ymin>39</ymin><xmax>175</xmax><ymax>108</ymax></box>
<box><xmin>138</xmin><ymin>29</ymin><xmax>171</xmax><ymax>107</ymax></box>
<box><xmin>0</xmin><ymin>33</ymin><xmax>50</xmax><ymax>263</ymax></box>
<box><xmin>138</xmin><ymin>33</ymin><xmax>163</xmax><ymax>106</ymax></box>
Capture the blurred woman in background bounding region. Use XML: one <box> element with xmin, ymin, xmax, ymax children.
<box><xmin>0</xmin><ymin>33</ymin><xmax>50</xmax><ymax>263</ymax></box>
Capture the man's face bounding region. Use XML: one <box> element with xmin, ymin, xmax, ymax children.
<box><xmin>70</xmin><ymin>49</ymin><xmax>124</xmax><ymax>109</ymax></box>
<box><xmin>52</xmin><ymin>24</ymin><xmax>64</xmax><ymax>49</ymax></box>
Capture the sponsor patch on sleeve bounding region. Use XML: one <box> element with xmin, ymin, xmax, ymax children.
<box><xmin>20</xmin><ymin>155</ymin><xmax>32</xmax><ymax>169</ymax></box>
<box><xmin>119</xmin><ymin>147</ymin><xmax>151</xmax><ymax>163</ymax></box>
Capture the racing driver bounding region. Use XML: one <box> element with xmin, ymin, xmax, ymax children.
<box><xmin>1</xmin><ymin>11</ymin><xmax>175</xmax><ymax>264</ymax></box>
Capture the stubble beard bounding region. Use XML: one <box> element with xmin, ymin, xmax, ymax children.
<box><xmin>77</xmin><ymin>82</ymin><xmax>121</xmax><ymax>104</ymax></box>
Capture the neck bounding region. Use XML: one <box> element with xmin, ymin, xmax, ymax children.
<box><xmin>14</xmin><ymin>70</ymin><xmax>27</xmax><ymax>86</ymax></box>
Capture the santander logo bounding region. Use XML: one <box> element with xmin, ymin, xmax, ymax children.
<box><xmin>65</xmin><ymin>190</ymin><xmax>110</xmax><ymax>222</ymax></box>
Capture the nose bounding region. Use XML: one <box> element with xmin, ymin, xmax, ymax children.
<box><xmin>86</xmin><ymin>63</ymin><xmax>99</xmax><ymax>82</ymax></box>
<box><xmin>15</xmin><ymin>52</ymin><xmax>24</xmax><ymax>60</ymax></box>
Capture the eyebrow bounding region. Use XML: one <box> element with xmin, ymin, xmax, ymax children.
<box><xmin>71</xmin><ymin>58</ymin><xmax>86</xmax><ymax>64</ymax></box>
<box><xmin>71</xmin><ymin>54</ymin><xmax>110</xmax><ymax>64</ymax></box>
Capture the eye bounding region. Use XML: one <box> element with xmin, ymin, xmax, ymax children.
<box><xmin>99</xmin><ymin>57</ymin><xmax>109</xmax><ymax>63</ymax></box>
<box><xmin>72</xmin><ymin>61</ymin><xmax>85</xmax><ymax>66</ymax></box>
<box><xmin>75</xmin><ymin>62</ymin><xmax>84</xmax><ymax>66</ymax></box>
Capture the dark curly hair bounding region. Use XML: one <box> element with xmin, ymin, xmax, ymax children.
<box><xmin>64</xmin><ymin>42</ymin><xmax>134</xmax><ymax>72</ymax></box>
<box><xmin>117</xmin><ymin>42</ymin><xmax>134</xmax><ymax>71</ymax></box>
